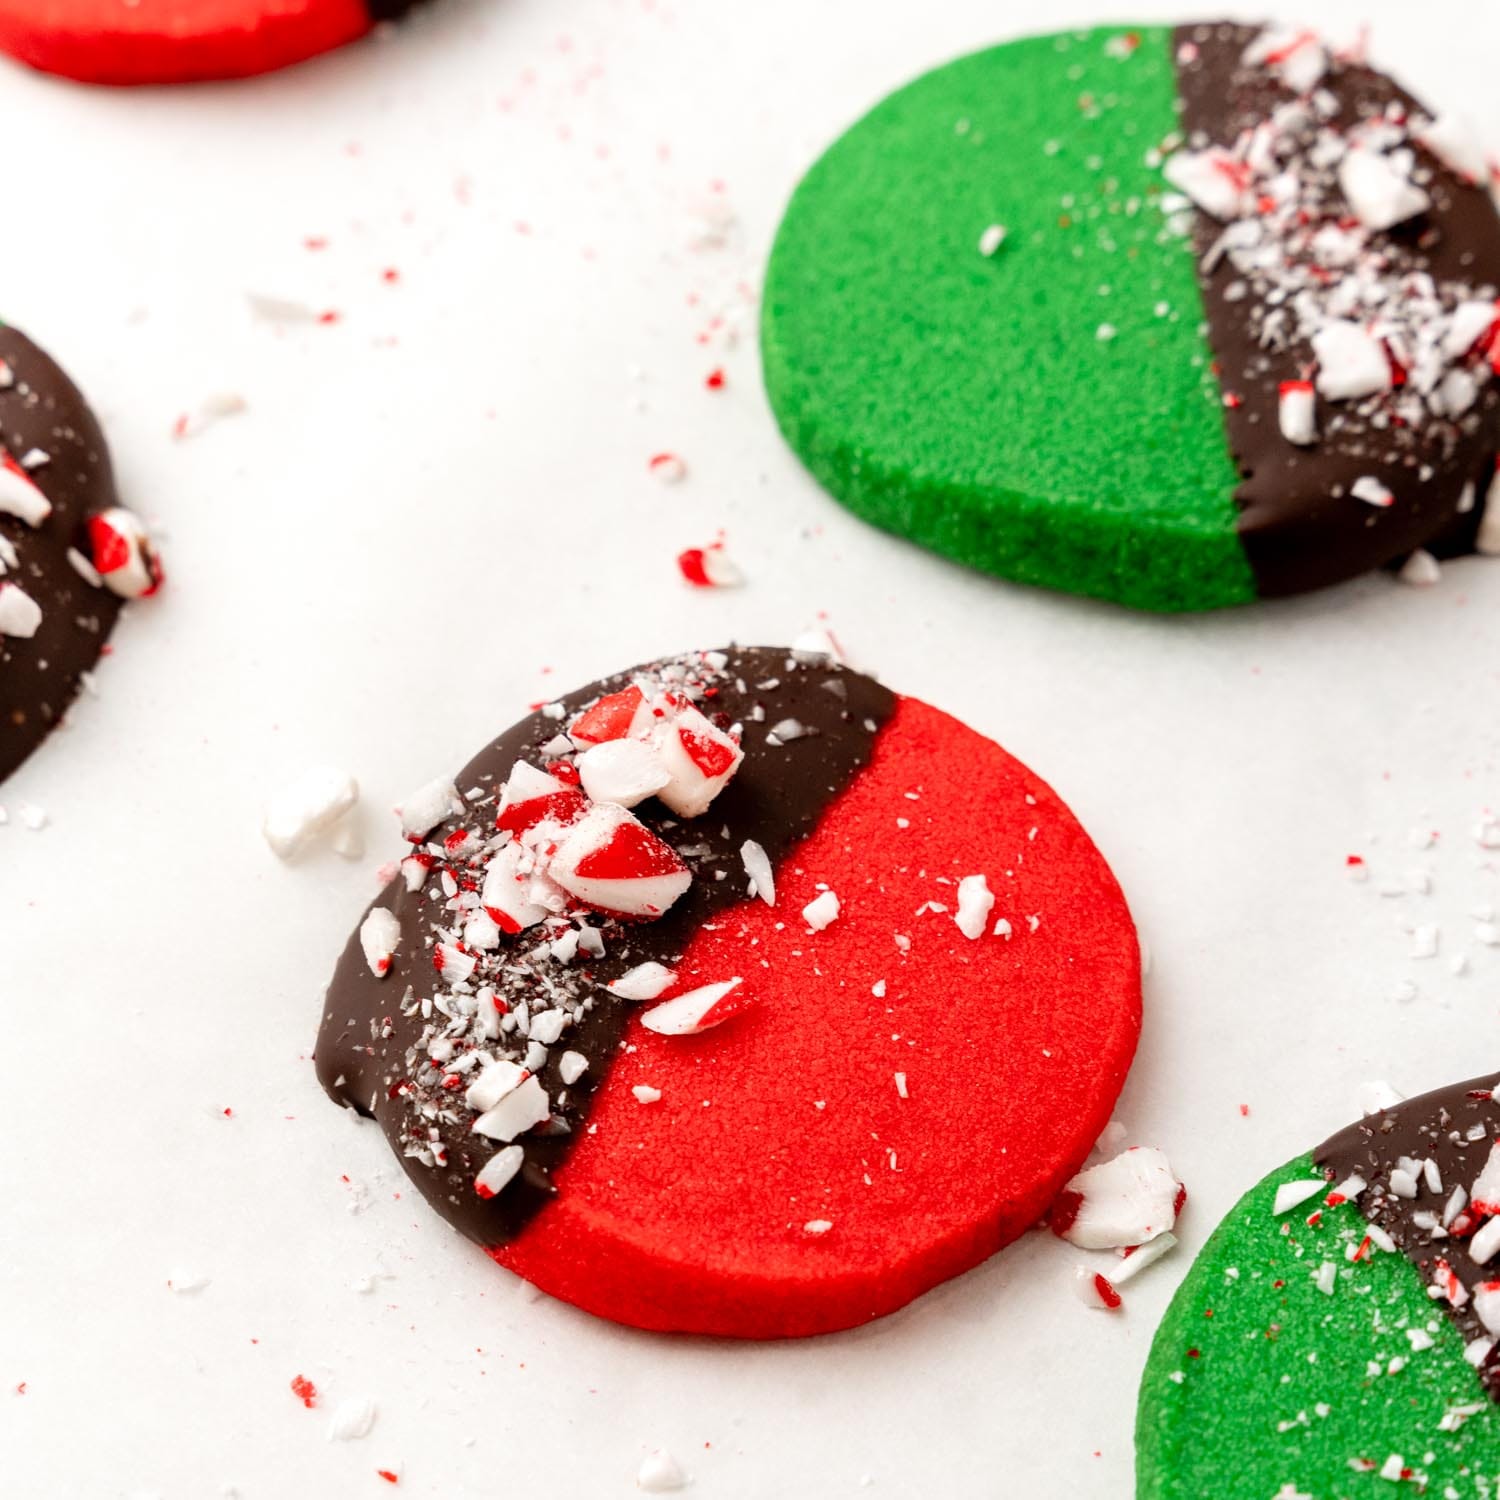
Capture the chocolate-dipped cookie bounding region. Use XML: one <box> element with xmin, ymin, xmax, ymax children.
<box><xmin>0</xmin><ymin>325</ymin><xmax>159</xmax><ymax>785</ymax></box>
<box><xmin>316</xmin><ymin>646</ymin><xmax>1142</xmax><ymax>1338</ymax></box>
<box><xmin>1139</xmin><ymin>1073</ymin><xmax>1500</xmax><ymax>1498</ymax></box>
<box><xmin>762</xmin><ymin>22</ymin><xmax>1500</xmax><ymax>611</ymax></box>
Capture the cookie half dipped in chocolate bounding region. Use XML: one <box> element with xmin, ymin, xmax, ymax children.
<box><xmin>0</xmin><ymin>0</ymin><xmax>428</xmax><ymax>84</ymax></box>
<box><xmin>1138</xmin><ymin>1073</ymin><xmax>1500</xmax><ymax>1498</ymax></box>
<box><xmin>0</xmin><ymin>325</ymin><xmax>159</xmax><ymax>784</ymax></box>
<box><xmin>762</xmin><ymin>22</ymin><xmax>1500</xmax><ymax>610</ymax></box>
<box><xmin>316</xmin><ymin>646</ymin><xmax>1142</xmax><ymax>1338</ymax></box>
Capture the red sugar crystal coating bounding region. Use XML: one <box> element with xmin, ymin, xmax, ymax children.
<box><xmin>492</xmin><ymin>694</ymin><xmax>1141</xmax><ymax>1337</ymax></box>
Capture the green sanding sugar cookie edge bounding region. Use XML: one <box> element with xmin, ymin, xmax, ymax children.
<box><xmin>1137</xmin><ymin>1152</ymin><xmax>1500</xmax><ymax>1499</ymax></box>
<box><xmin>761</xmin><ymin>25</ymin><xmax>1257</xmax><ymax>613</ymax></box>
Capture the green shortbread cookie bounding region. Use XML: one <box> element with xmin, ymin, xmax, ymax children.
<box><xmin>1138</xmin><ymin>1073</ymin><xmax>1500</xmax><ymax>1498</ymax></box>
<box><xmin>761</xmin><ymin>22</ymin><xmax>1500</xmax><ymax>611</ymax></box>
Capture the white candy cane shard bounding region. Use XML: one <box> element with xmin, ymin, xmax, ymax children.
<box><xmin>577</xmin><ymin>738</ymin><xmax>671</xmax><ymax>810</ymax></box>
<box><xmin>633</xmin><ymin>1084</ymin><xmax>663</xmax><ymax>1105</ymax></box>
<box><xmin>261</xmin><ymin>764</ymin><xmax>360</xmax><ymax>860</ymax></box>
<box><xmin>1478</xmin><ymin>466</ymin><xmax>1500</xmax><ymax>556</ymax></box>
<box><xmin>1313</xmin><ymin>1261</ymin><xmax>1337</xmax><ymax>1296</ymax></box>
<box><xmin>1312</xmin><ymin>322</ymin><xmax>1392</xmax><ymax>401</ymax></box>
<box><xmin>87</xmin><ymin>508</ymin><xmax>161</xmax><ymax>598</ymax></box>
<box><xmin>0</xmin><ymin>452</ymin><xmax>51</xmax><ymax>525</ymax></box>
<box><xmin>1278</xmin><ymin>380</ymin><xmax>1317</xmax><ymax>445</ymax></box>
<box><xmin>1417</xmin><ymin>115</ymin><xmax>1490</xmax><ymax>184</ymax></box>
<box><xmin>1110</xmin><ymin>1231</ymin><xmax>1179</xmax><ymax>1285</ymax></box>
<box><xmin>474</xmin><ymin>1144</ymin><xmax>525</xmax><ymax>1200</ymax></box>
<box><xmin>327</xmin><ymin>1397</ymin><xmax>377</xmax><ymax>1442</ymax></box>
<box><xmin>480</xmin><ymin>843</ymin><xmax>552</xmax><ymax>934</ymax></box>
<box><xmin>1469</xmin><ymin>1215</ymin><xmax>1500</xmax><ymax>1267</ymax></box>
<box><xmin>608</xmin><ymin>961</ymin><xmax>676</xmax><ymax>1001</ymax></box>
<box><xmin>1058</xmin><ymin>1148</ymin><xmax>1181</xmax><ymax>1250</ymax></box>
<box><xmin>1338</xmin><ymin>149</ymin><xmax>1430</xmax><ymax>231</ymax></box>
<box><xmin>0</xmin><ymin>582</ymin><xmax>43</xmax><ymax>639</ymax></box>
<box><xmin>978</xmin><ymin>223</ymin><xmax>1007</xmax><ymax>257</ymax></box>
<box><xmin>1351</xmin><ymin>475</ymin><xmax>1395</xmax><ymax>509</ymax></box>
<box><xmin>464</xmin><ymin>1059</ymin><xmax>527</xmax><ymax>1113</ymax></box>
<box><xmin>636</xmin><ymin>1448</ymin><xmax>688</xmax><ymax>1494</ymax></box>
<box><xmin>558</xmin><ymin>1050</ymin><xmax>588</xmax><ymax>1086</ymax></box>
<box><xmin>1243</xmin><ymin>27</ymin><xmax>1327</xmax><ymax>95</ymax></box>
<box><xmin>548</xmin><ymin>802</ymin><xmax>692</xmax><ymax>919</ymax></box>
<box><xmin>740</xmin><ymin>839</ymin><xmax>775</xmax><ymax>906</ymax></box>
<box><xmin>802</xmin><ymin>889</ymin><xmax>840</xmax><ymax>932</ymax></box>
<box><xmin>358</xmin><ymin>907</ymin><xmax>401</xmax><ymax>978</ymax></box>
<box><xmin>649</xmin><ymin>704</ymin><xmax>744</xmax><ymax>818</ymax></box>
<box><xmin>1442</xmin><ymin>300</ymin><xmax>1499</xmax><ymax>360</ymax></box>
<box><xmin>471</xmin><ymin>1074</ymin><xmax>550</xmax><ymax>1142</ymax></box>
<box><xmin>1398</xmin><ymin>550</ymin><xmax>1441</xmax><ymax>588</ymax></box>
<box><xmin>1162</xmin><ymin>148</ymin><xmax>1248</xmax><ymax>220</ymax></box>
<box><xmin>1470</xmin><ymin>1142</ymin><xmax>1500</xmax><ymax>1215</ymax></box>
<box><xmin>640</xmin><ymin>978</ymin><xmax>744</xmax><ymax>1036</ymax></box>
<box><xmin>1273</xmin><ymin>1179</ymin><xmax>1327</xmax><ymax>1216</ymax></box>
<box><xmin>398</xmin><ymin>776</ymin><xmax>464</xmax><ymax>839</ymax></box>
<box><xmin>954</xmin><ymin>874</ymin><xmax>995</xmax><ymax>940</ymax></box>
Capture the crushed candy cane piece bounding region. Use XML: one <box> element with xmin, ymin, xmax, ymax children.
<box><xmin>1313</xmin><ymin>323</ymin><xmax>1392</xmax><ymax>402</ymax></box>
<box><xmin>1273</xmin><ymin>1180</ymin><xmax>1327</xmax><ymax>1216</ymax></box>
<box><xmin>86</xmin><ymin>507</ymin><xmax>162</xmax><ymax>598</ymax></box>
<box><xmin>1072</xmin><ymin>1268</ymin><xmax>1123</xmax><ymax>1311</ymax></box>
<box><xmin>609</xmin><ymin>962</ymin><xmax>677</xmax><ymax>1001</ymax></box>
<box><xmin>1398</xmin><ymin>550</ymin><xmax>1441</xmax><ymax>587</ymax></box>
<box><xmin>641</xmin><ymin>978</ymin><xmax>746</xmax><ymax>1036</ymax></box>
<box><xmin>359</xmin><ymin>908</ymin><xmax>401</xmax><ymax>978</ymax></box>
<box><xmin>327</xmin><ymin>1397</ymin><xmax>377</xmax><ymax>1442</ymax></box>
<box><xmin>262</xmin><ymin>765</ymin><xmax>360</xmax><ymax>859</ymax></box>
<box><xmin>577</xmin><ymin>739</ymin><xmax>671</xmax><ymax>810</ymax></box>
<box><xmin>1417</xmin><ymin>115</ymin><xmax>1490</xmax><ymax>184</ymax></box>
<box><xmin>677</xmin><ymin>543</ymin><xmax>743</xmax><ymax>588</ymax></box>
<box><xmin>0</xmin><ymin>583</ymin><xmax>42</xmax><ymax>638</ymax></box>
<box><xmin>0</xmin><ymin>452</ymin><xmax>51</xmax><ymax>526</ymax></box>
<box><xmin>740</xmin><ymin>839</ymin><xmax>775</xmax><ymax>906</ymax></box>
<box><xmin>1278</xmin><ymin>380</ymin><xmax>1317</xmax><ymax>445</ymax></box>
<box><xmin>1351</xmin><ymin>475</ymin><xmax>1395</xmax><ymax>508</ymax></box>
<box><xmin>1054</xmin><ymin>1147</ymin><xmax>1181</xmax><ymax>1250</ymax></box>
<box><xmin>633</xmin><ymin>1084</ymin><xmax>663</xmax><ymax>1105</ymax></box>
<box><xmin>1469</xmin><ymin>1142</ymin><xmax>1500</xmax><ymax>1215</ymax></box>
<box><xmin>802</xmin><ymin>889</ymin><xmax>840</xmax><ymax>932</ymax></box>
<box><xmin>636</xmin><ymin>1449</ymin><xmax>688</xmax><ymax>1494</ymax></box>
<box><xmin>1338</xmin><ymin>148</ymin><xmax>1430</xmax><ymax>231</ymax></box>
<box><xmin>651</xmin><ymin>705</ymin><xmax>744</xmax><ymax>817</ymax></box>
<box><xmin>1110</xmin><ymin>1231</ymin><xmax>1178</xmax><ymax>1285</ymax></box>
<box><xmin>954</xmin><ymin>874</ymin><xmax>995</xmax><ymax>940</ymax></box>
<box><xmin>474</xmin><ymin>1144</ymin><xmax>525</xmax><ymax>1199</ymax></box>
<box><xmin>398</xmin><ymin>777</ymin><xmax>464</xmax><ymax>839</ymax></box>
<box><xmin>549</xmin><ymin>803</ymin><xmax>692</xmax><ymax>918</ymax></box>
<box><xmin>472</xmin><ymin>1075</ymin><xmax>550</xmax><ymax>1142</ymax></box>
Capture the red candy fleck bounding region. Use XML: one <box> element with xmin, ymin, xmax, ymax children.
<box><xmin>677</xmin><ymin>548</ymin><xmax>714</xmax><ymax>587</ymax></box>
<box><xmin>704</xmin><ymin>368</ymin><xmax>726</xmax><ymax>390</ymax></box>
<box><xmin>1047</xmin><ymin>1188</ymin><xmax>1084</xmax><ymax>1239</ymax></box>
<box><xmin>1094</xmin><ymin>1274</ymin><xmax>1122</xmax><ymax>1310</ymax></box>
<box><xmin>377</xmin><ymin>1471</ymin><xmax>399</xmax><ymax>1485</ymax></box>
<box><xmin>290</xmin><ymin>1374</ymin><xmax>318</xmax><ymax>1409</ymax></box>
<box><xmin>571</xmin><ymin>685</ymin><xmax>644</xmax><ymax>745</ymax></box>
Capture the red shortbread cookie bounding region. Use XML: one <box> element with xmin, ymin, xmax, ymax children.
<box><xmin>0</xmin><ymin>0</ymin><xmax>419</xmax><ymax>85</ymax></box>
<box><xmin>317</xmin><ymin>647</ymin><xmax>1141</xmax><ymax>1338</ymax></box>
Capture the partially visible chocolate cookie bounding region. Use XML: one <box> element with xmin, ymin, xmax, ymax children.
<box><xmin>0</xmin><ymin>325</ymin><xmax>160</xmax><ymax>784</ymax></box>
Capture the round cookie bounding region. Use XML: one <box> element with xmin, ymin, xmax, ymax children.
<box><xmin>316</xmin><ymin>646</ymin><xmax>1141</xmax><ymax>1338</ymax></box>
<box><xmin>762</xmin><ymin>22</ymin><xmax>1500</xmax><ymax>611</ymax></box>
<box><xmin>0</xmin><ymin>0</ymin><xmax>422</xmax><ymax>84</ymax></box>
<box><xmin>0</xmin><ymin>324</ymin><xmax>159</xmax><ymax>784</ymax></box>
<box><xmin>1138</xmin><ymin>1072</ymin><xmax>1500</xmax><ymax>1499</ymax></box>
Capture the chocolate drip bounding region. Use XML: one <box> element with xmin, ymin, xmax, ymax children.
<box><xmin>315</xmin><ymin>646</ymin><xmax>896</xmax><ymax>1248</ymax></box>
<box><xmin>1316</xmin><ymin>1071</ymin><xmax>1500</xmax><ymax>1398</ymax></box>
<box><xmin>1172</xmin><ymin>22</ymin><xmax>1500</xmax><ymax>597</ymax></box>
<box><xmin>0</xmin><ymin>326</ymin><xmax>124</xmax><ymax>784</ymax></box>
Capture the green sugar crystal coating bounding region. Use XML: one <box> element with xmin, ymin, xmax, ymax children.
<box><xmin>761</xmin><ymin>25</ymin><xmax>1255</xmax><ymax>612</ymax></box>
<box><xmin>1138</xmin><ymin>1153</ymin><xmax>1500</xmax><ymax>1498</ymax></box>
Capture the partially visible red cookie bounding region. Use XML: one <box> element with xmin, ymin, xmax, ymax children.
<box><xmin>0</xmin><ymin>0</ymin><xmax>418</xmax><ymax>85</ymax></box>
<box><xmin>317</xmin><ymin>648</ymin><xmax>1141</xmax><ymax>1338</ymax></box>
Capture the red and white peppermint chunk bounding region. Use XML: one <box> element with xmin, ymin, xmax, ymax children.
<box><xmin>86</xmin><ymin>507</ymin><xmax>162</xmax><ymax>598</ymax></box>
<box><xmin>569</xmin><ymin>683</ymin><xmax>654</xmax><ymax>747</ymax></box>
<box><xmin>0</xmin><ymin>582</ymin><xmax>42</xmax><ymax>639</ymax></box>
<box><xmin>576</xmin><ymin>738</ymin><xmax>671</xmax><ymax>810</ymax></box>
<box><xmin>1351</xmin><ymin>476</ymin><xmax>1395</xmax><ymax>509</ymax></box>
<box><xmin>464</xmin><ymin>1059</ymin><xmax>528</xmax><ymax>1113</ymax></box>
<box><xmin>1242</xmin><ymin>27</ymin><xmax>1328</xmax><ymax>96</ymax></box>
<box><xmin>480</xmin><ymin>843</ymin><xmax>554</xmax><ymax>934</ymax></box>
<box><xmin>472</xmin><ymin>1073</ymin><xmax>550</xmax><ymax>1142</ymax></box>
<box><xmin>549</xmin><ymin>803</ymin><xmax>691</xmax><ymax>919</ymax></box>
<box><xmin>496</xmin><ymin>761</ymin><xmax>587</xmax><ymax>835</ymax></box>
<box><xmin>676</xmin><ymin>543</ymin><xmax>744</xmax><ymax>588</ymax></box>
<box><xmin>474</xmin><ymin>1144</ymin><xmax>525</xmax><ymax>1200</ymax></box>
<box><xmin>1071</xmin><ymin>1268</ymin><xmax>1123</xmax><ymax>1312</ymax></box>
<box><xmin>1162</xmin><ymin>148</ymin><xmax>1249</xmax><ymax>221</ymax></box>
<box><xmin>1470</xmin><ymin>1141</ymin><xmax>1500</xmax><ymax>1217</ymax></box>
<box><xmin>359</xmin><ymin>907</ymin><xmax>401</xmax><ymax>978</ymax></box>
<box><xmin>1278</xmin><ymin>380</ymin><xmax>1318</xmax><ymax>446</ymax></box>
<box><xmin>651</xmin><ymin>704</ymin><xmax>743</xmax><ymax>817</ymax></box>
<box><xmin>640</xmin><ymin>978</ymin><xmax>747</xmax><ymax>1036</ymax></box>
<box><xmin>1055</xmin><ymin>1148</ymin><xmax>1182</xmax><ymax>1250</ymax></box>
<box><xmin>0</xmin><ymin>451</ymin><xmax>51</xmax><ymax>526</ymax></box>
<box><xmin>1312</xmin><ymin>322</ymin><xmax>1393</xmax><ymax>402</ymax></box>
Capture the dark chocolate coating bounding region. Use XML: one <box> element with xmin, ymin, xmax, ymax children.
<box><xmin>315</xmin><ymin>647</ymin><xmax>895</xmax><ymax>1248</ymax></box>
<box><xmin>0</xmin><ymin>325</ymin><xmax>123</xmax><ymax>784</ymax></box>
<box><xmin>363</xmin><ymin>0</ymin><xmax>423</xmax><ymax>23</ymax></box>
<box><xmin>1173</xmin><ymin>22</ymin><xmax>1500</xmax><ymax>597</ymax></box>
<box><xmin>1316</xmin><ymin>1071</ymin><xmax>1500</xmax><ymax>1397</ymax></box>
